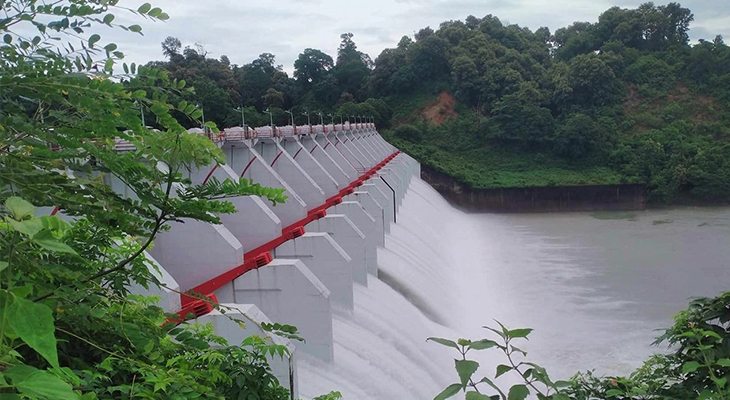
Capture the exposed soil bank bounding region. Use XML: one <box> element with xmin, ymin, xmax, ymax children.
<box><xmin>421</xmin><ymin>164</ymin><xmax>646</xmax><ymax>213</ymax></box>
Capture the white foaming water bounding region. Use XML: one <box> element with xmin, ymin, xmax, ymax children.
<box><xmin>298</xmin><ymin>178</ymin><xmax>467</xmax><ymax>399</ymax></box>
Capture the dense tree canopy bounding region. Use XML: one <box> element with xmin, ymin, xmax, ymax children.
<box><xmin>144</xmin><ymin>2</ymin><xmax>730</xmax><ymax>203</ymax></box>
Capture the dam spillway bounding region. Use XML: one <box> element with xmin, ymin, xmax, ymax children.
<box><xmin>108</xmin><ymin>122</ymin><xmax>449</xmax><ymax>398</ymax></box>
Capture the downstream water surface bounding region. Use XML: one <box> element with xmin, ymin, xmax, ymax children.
<box><xmin>299</xmin><ymin>178</ymin><xmax>730</xmax><ymax>399</ymax></box>
<box><xmin>453</xmin><ymin>205</ymin><xmax>730</xmax><ymax>380</ymax></box>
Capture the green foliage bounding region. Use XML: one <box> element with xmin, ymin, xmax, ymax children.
<box><xmin>368</xmin><ymin>3</ymin><xmax>730</xmax><ymax>204</ymax></box>
<box><xmin>0</xmin><ymin>2</ymin><xmax>294</xmax><ymax>399</ymax></box>
<box><xmin>312</xmin><ymin>391</ymin><xmax>343</xmax><ymax>400</ymax></box>
<box><xmin>394</xmin><ymin>125</ymin><xmax>423</xmax><ymax>143</ymax></box>
<box><xmin>429</xmin><ymin>322</ymin><xmax>570</xmax><ymax>400</ymax></box>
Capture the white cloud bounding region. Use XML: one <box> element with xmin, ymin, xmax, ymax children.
<box><xmin>108</xmin><ymin>0</ymin><xmax>730</xmax><ymax>73</ymax></box>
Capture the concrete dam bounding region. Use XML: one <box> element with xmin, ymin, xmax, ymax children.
<box><xmin>102</xmin><ymin>122</ymin><xmax>460</xmax><ymax>399</ymax></box>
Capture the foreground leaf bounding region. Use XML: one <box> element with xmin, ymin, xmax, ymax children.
<box><xmin>14</xmin><ymin>370</ymin><xmax>80</xmax><ymax>400</ymax></box>
<box><xmin>5</xmin><ymin>197</ymin><xmax>35</xmax><ymax>220</ymax></box>
<box><xmin>456</xmin><ymin>359</ymin><xmax>479</xmax><ymax>388</ymax></box>
<box><xmin>427</xmin><ymin>337</ymin><xmax>460</xmax><ymax>350</ymax></box>
<box><xmin>8</xmin><ymin>297</ymin><xmax>59</xmax><ymax>368</ymax></box>
<box><xmin>434</xmin><ymin>383</ymin><xmax>462</xmax><ymax>400</ymax></box>
<box><xmin>32</xmin><ymin>230</ymin><xmax>77</xmax><ymax>255</ymax></box>
<box><xmin>507</xmin><ymin>384</ymin><xmax>529</xmax><ymax>400</ymax></box>
<box><xmin>465</xmin><ymin>392</ymin><xmax>491</xmax><ymax>400</ymax></box>
<box><xmin>469</xmin><ymin>339</ymin><xmax>498</xmax><ymax>350</ymax></box>
<box><xmin>682</xmin><ymin>361</ymin><xmax>701</xmax><ymax>374</ymax></box>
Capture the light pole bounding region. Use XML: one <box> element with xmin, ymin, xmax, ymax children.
<box><xmin>234</xmin><ymin>106</ymin><xmax>246</xmax><ymax>129</ymax></box>
<box><xmin>264</xmin><ymin>108</ymin><xmax>273</xmax><ymax>129</ymax></box>
<box><xmin>284</xmin><ymin>109</ymin><xmax>294</xmax><ymax>126</ymax></box>
<box><xmin>302</xmin><ymin>110</ymin><xmax>311</xmax><ymax>133</ymax></box>
<box><xmin>327</xmin><ymin>113</ymin><xmax>334</xmax><ymax>125</ymax></box>
<box><xmin>317</xmin><ymin>112</ymin><xmax>324</xmax><ymax>126</ymax></box>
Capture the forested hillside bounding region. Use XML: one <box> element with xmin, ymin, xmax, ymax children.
<box><xmin>148</xmin><ymin>2</ymin><xmax>730</xmax><ymax>203</ymax></box>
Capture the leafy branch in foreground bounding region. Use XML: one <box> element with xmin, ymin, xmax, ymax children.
<box><xmin>434</xmin><ymin>291</ymin><xmax>730</xmax><ymax>400</ymax></box>
<box><xmin>429</xmin><ymin>322</ymin><xmax>570</xmax><ymax>400</ymax></box>
<box><xmin>0</xmin><ymin>1</ymin><xmax>295</xmax><ymax>399</ymax></box>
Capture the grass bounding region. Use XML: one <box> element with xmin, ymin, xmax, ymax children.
<box><xmin>386</xmin><ymin>135</ymin><xmax>626</xmax><ymax>189</ymax></box>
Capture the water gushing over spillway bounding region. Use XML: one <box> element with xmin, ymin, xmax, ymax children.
<box><xmin>298</xmin><ymin>178</ymin><xmax>463</xmax><ymax>399</ymax></box>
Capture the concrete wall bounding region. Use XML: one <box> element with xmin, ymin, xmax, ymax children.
<box><xmin>121</xmin><ymin>128</ymin><xmax>418</xmax><ymax>392</ymax></box>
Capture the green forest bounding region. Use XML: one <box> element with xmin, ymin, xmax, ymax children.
<box><xmin>151</xmin><ymin>2</ymin><xmax>730</xmax><ymax>204</ymax></box>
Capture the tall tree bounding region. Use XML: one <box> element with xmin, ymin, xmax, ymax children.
<box><xmin>294</xmin><ymin>48</ymin><xmax>334</xmax><ymax>88</ymax></box>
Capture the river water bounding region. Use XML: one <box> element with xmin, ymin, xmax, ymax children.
<box><xmin>299</xmin><ymin>177</ymin><xmax>730</xmax><ymax>399</ymax></box>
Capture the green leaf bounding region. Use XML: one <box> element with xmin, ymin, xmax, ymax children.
<box><xmin>427</xmin><ymin>337</ymin><xmax>459</xmax><ymax>350</ymax></box>
<box><xmin>479</xmin><ymin>377</ymin><xmax>506</xmax><ymax>399</ymax></box>
<box><xmin>32</xmin><ymin>230</ymin><xmax>77</xmax><ymax>255</ymax></box>
<box><xmin>433</xmin><ymin>383</ymin><xmax>462</xmax><ymax>400</ymax></box>
<box><xmin>7</xmin><ymin>218</ymin><xmax>44</xmax><ymax>237</ymax></box>
<box><xmin>495</xmin><ymin>364</ymin><xmax>512</xmax><ymax>378</ymax></box>
<box><xmin>507</xmin><ymin>328</ymin><xmax>533</xmax><ymax>339</ymax></box>
<box><xmin>3</xmin><ymin>34</ymin><xmax>11</xmax><ymax>44</ymax></box>
<box><xmin>128</xmin><ymin>24</ymin><xmax>142</xmax><ymax>33</ymax></box>
<box><xmin>716</xmin><ymin>358</ymin><xmax>730</xmax><ymax>367</ymax></box>
<box><xmin>605</xmin><ymin>389</ymin><xmax>624</xmax><ymax>397</ymax></box>
<box><xmin>507</xmin><ymin>384</ymin><xmax>529</xmax><ymax>400</ymax></box>
<box><xmin>14</xmin><ymin>370</ymin><xmax>80</xmax><ymax>400</ymax></box>
<box><xmin>148</xmin><ymin>7</ymin><xmax>162</xmax><ymax>17</ymax></box>
<box><xmin>8</xmin><ymin>297</ymin><xmax>59</xmax><ymax>368</ymax></box>
<box><xmin>469</xmin><ymin>339</ymin><xmax>498</xmax><ymax>350</ymax></box>
<box><xmin>682</xmin><ymin>361</ymin><xmax>702</xmax><ymax>374</ymax></box>
<box><xmin>103</xmin><ymin>14</ymin><xmax>115</xmax><ymax>24</ymax></box>
<box><xmin>10</xmin><ymin>285</ymin><xmax>32</xmax><ymax>299</ymax></box>
<box><xmin>465</xmin><ymin>392</ymin><xmax>490</xmax><ymax>400</ymax></box>
<box><xmin>104</xmin><ymin>58</ymin><xmax>114</xmax><ymax>72</ymax></box>
<box><xmin>4</xmin><ymin>364</ymin><xmax>38</xmax><ymax>383</ymax></box>
<box><xmin>699</xmin><ymin>389</ymin><xmax>714</xmax><ymax>400</ymax></box>
<box><xmin>137</xmin><ymin>3</ymin><xmax>152</xmax><ymax>13</ymax></box>
<box><xmin>6</xmin><ymin>197</ymin><xmax>35</xmax><ymax>220</ymax></box>
<box><xmin>88</xmin><ymin>34</ymin><xmax>100</xmax><ymax>47</ymax></box>
<box><xmin>0</xmin><ymin>261</ymin><xmax>7</xmax><ymax>272</ymax></box>
<box><xmin>484</xmin><ymin>326</ymin><xmax>505</xmax><ymax>340</ymax></box>
<box><xmin>713</xmin><ymin>377</ymin><xmax>727</xmax><ymax>389</ymax></box>
<box><xmin>157</xmin><ymin>12</ymin><xmax>169</xmax><ymax>20</ymax></box>
<box><xmin>456</xmin><ymin>359</ymin><xmax>479</xmax><ymax>389</ymax></box>
<box><xmin>509</xmin><ymin>345</ymin><xmax>527</xmax><ymax>356</ymax></box>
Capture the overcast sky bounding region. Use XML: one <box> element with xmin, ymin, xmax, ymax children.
<box><xmin>106</xmin><ymin>0</ymin><xmax>729</xmax><ymax>73</ymax></box>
